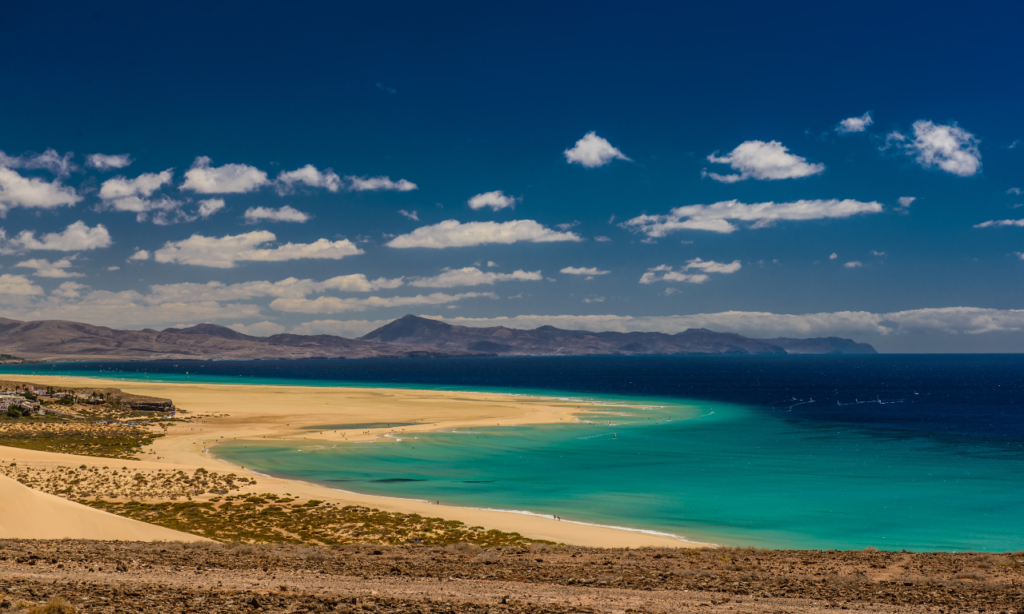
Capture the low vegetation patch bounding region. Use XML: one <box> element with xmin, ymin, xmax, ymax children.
<box><xmin>86</xmin><ymin>494</ymin><xmax>545</xmax><ymax>547</ymax></box>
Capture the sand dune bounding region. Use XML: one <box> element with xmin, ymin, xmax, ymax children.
<box><xmin>0</xmin><ymin>473</ymin><xmax>206</xmax><ymax>542</ymax></box>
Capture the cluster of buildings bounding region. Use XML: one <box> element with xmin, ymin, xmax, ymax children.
<box><xmin>1</xmin><ymin>386</ymin><xmax>99</xmax><ymax>416</ymax></box>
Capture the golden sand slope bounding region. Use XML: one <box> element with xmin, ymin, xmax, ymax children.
<box><xmin>0</xmin><ymin>473</ymin><xmax>206</xmax><ymax>542</ymax></box>
<box><xmin>0</xmin><ymin>375</ymin><xmax>711</xmax><ymax>548</ymax></box>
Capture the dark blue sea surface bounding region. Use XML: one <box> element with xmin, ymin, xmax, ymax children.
<box><xmin>4</xmin><ymin>355</ymin><xmax>1023</xmax><ymax>550</ymax></box>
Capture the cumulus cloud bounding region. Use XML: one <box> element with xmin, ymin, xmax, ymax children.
<box><xmin>152</xmin><ymin>230</ymin><xmax>363</xmax><ymax>268</ymax></box>
<box><xmin>564</xmin><ymin>132</ymin><xmax>631</xmax><ymax>168</ymax></box>
<box><xmin>226</xmin><ymin>321</ymin><xmax>286</xmax><ymax>336</ymax></box>
<box><xmin>973</xmin><ymin>218</ymin><xmax>1024</xmax><ymax>228</ymax></box>
<box><xmin>51</xmin><ymin>281</ymin><xmax>87</xmax><ymax>298</ymax></box>
<box><xmin>561</xmin><ymin>267</ymin><xmax>609</xmax><ymax>276</ymax></box>
<box><xmin>844</xmin><ymin>261</ymin><xmax>863</xmax><ymax>268</ymax></box>
<box><xmin>244</xmin><ymin>205</ymin><xmax>310</xmax><ymax>224</ymax></box>
<box><xmin>829</xmin><ymin>253</ymin><xmax>838</xmax><ymax>260</ymax></box>
<box><xmin>275</xmin><ymin>165</ymin><xmax>342</xmax><ymax>195</ymax></box>
<box><xmin>639</xmin><ymin>258</ymin><xmax>741</xmax><ymax>284</ymax></box>
<box><xmin>410</xmin><ymin>267</ymin><xmax>542</xmax><ymax>288</ymax></box>
<box><xmin>181</xmin><ymin>156</ymin><xmax>269</xmax><ymax>193</ymax></box>
<box><xmin>290</xmin><ymin>319</ymin><xmax>393</xmax><ymax>337</ymax></box>
<box><xmin>0</xmin><ymin>149</ymin><xmax>76</xmax><ymax>176</ymax></box>
<box><xmin>346</xmin><ymin>176</ymin><xmax>417</xmax><ymax>192</ymax></box>
<box><xmin>388</xmin><ymin>219</ymin><xmax>582</xmax><ymax>248</ymax></box>
<box><xmin>468</xmin><ymin>191</ymin><xmax>517</xmax><ymax>211</ymax></box>
<box><xmin>887</xmin><ymin>121</ymin><xmax>982</xmax><ymax>177</ymax></box>
<box><xmin>197</xmin><ymin>198</ymin><xmax>225</xmax><ymax>218</ymax></box>
<box><xmin>144</xmin><ymin>275</ymin><xmax>404</xmax><ymax>304</ymax></box>
<box><xmin>0</xmin><ymin>274</ymin><xmax>44</xmax><ymax>296</ymax></box>
<box><xmin>86</xmin><ymin>153</ymin><xmax>134</xmax><ymax>170</ymax></box>
<box><xmin>1008</xmin><ymin>188</ymin><xmax>1022</xmax><ymax>196</ymax></box>
<box><xmin>422</xmin><ymin>307</ymin><xmax>1024</xmax><ymax>339</ymax></box>
<box><xmin>836</xmin><ymin>112</ymin><xmax>874</xmax><ymax>134</ymax></box>
<box><xmin>270</xmin><ymin>292</ymin><xmax>497</xmax><ymax>314</ymax></box>
<box><xmin>703</xmin><ymin>141</ymin><xmax>824</xmax><ymax>183</ymax></box>
<box><xmin>622</xmin><ymin>199</ymin><xmax>882</xmax><ymax>236</ymax></box>
<box><xmin>97</xmin><ymin>169</ymin><xmax>190</xmax><ymax>223</ymax></box>
<box><xmin>15</xmin><ymin>257</ymin><xmax>83</xmax><ymax>278</ymax></box>
<box><xmin>0</xmin><ymin>167</ymin><xmax>82</xmax><ymax>214</ymax></box>
<box><xmin>100</xmin><ymin>170</ymin><xmax>173</xmax><ymax>200</ymax></box>
<box><xmin>1</xmin><ymin>221</ymin><xmax>112</xmax><ymax>253</ymax></box>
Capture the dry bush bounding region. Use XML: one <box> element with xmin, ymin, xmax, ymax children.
<box><xmin>446</xmin><ymin>543</ymin><xmax>482</xmax><ymax>556</ymax></box>
<box><xmin>475</xmin><ymin>550</ymin><xmax>500</xmax><ymax>563</ymax></box>
<box><xmin>528</xmin><ymin>542</ymin><xmax>549</xmax><ymax>553</ymax></box>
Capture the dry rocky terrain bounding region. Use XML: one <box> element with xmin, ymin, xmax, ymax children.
<box><xmin>1</xmin><ymin>540</ymin><xmax>1022</xmax><ymax>613</ymax></box>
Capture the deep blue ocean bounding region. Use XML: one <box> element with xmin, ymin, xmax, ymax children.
<box><xmin>4</xmin><ymin>355</ymin><xmax>1023</xmax><ymax>551</ymax></box>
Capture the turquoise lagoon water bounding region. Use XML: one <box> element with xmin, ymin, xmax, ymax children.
<box><xmin>216</xmin><ymin>397</ymin><xmax>1024</xmax><ymax>551</ymax></box>
<box><xmin>4</xmin><ymin>357</ymin><xmax>1023</xmax><ymax>551</ymax></box>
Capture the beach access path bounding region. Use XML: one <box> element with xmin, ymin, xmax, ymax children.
<box><xmin>0</xmin><ymin>374</ymin><xmax>709</xmax><ymax>548</ymax></box>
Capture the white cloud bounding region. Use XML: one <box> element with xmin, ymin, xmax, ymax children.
<box><xmin>181</xmin><ymin>156</ymin><xmax>269</xmax><ymax>194</ymax></box>
<box><xmin>422</xmin><ymin>307</ymin><xmax>1024</xmax><ymax>338</ymax></box>
<box><xmin>829</xmin><ymin>253</ymin><xmax>838</xmax><ymax>260</ymax></box>
<box><xmin>0</xmin><ymin>149</ymin><xmax>75</xmax><ymax>176</ymax></box>
<box><xmin>1008</xmin><ymin>188</ymin><xmax>1022</xmax><ymax>196</ymax></box>
<box><xmin>86</xmin><ymin>153</ymin><xmax>134</xmax><ymax>170</ymax></box>
<box><xmin>897</xmin><ymin>196</ymin><xmax>916</xmax><ymax>210</ymax></box>
<box><xmin>100</xmin><ymin>170</ymin><xmax>173</xmax><ymax>200</ymax></box>
<box><xmin>0</xmin><ymin>167</ymin><xmax>82</xmax><ymax>214</ymax></box>
<box><xmin>564</xmin><ymin>132</ymin><xmax>631</xmax><ymax>168</ymax></box>
<box><xmin>346</xmin><ymin>176</ymin><xmax>418</xmax><ymax>192</ymax></box>
<box><xmin>399</xmin><ymin>209</ymin><xmax>419</xmax><ymax>221</ymax></box>
<box><xmin>129</xmin><ymin>249</ymin><xmax>150</xmax><ymax>261</ymax></box>
<box><xmin>107</xmin><ymin>266</ymin><xmax>120</xmax><ymax>271</ymax></box>
<box><xmin>144</xmin><ymin>275</ymin><xmax>403</xmax><ymax>304</ymax></box>
<box><xmin>583</xmin><ymin>297</ymin><xmax>605</xmax><ymax>303</ymax></box>
<box><xmin>704</xmin><ymin>141</ymin><xmax>824</xmax><ymax>183</ymax></box>
<box><xmin>152</xmin><ymin>230</ymin><xmax>363</xmax><ymax>268</ymax></box>
<box><xmin>51</xmin><ymin>281</ymin><xmax>87</xmax><ymax>298</ymax></box>
<box><xmin>561</xmin><ymin>267</ymin><xmax>610</xmax><ymax>276</ymax></box>
<box><xmin>275</xmin><ymin>165</ymin><xmax>342</xmax><ymax>195</ymax></box>
<box><xmin>973</xmin><ymin>218</ymin><xmax>1024</xmax><ymax>228</ymax></box>
<box><xmin>685</xmin><ymin>258</ymin><xmax>742</xmax><ymax>273</ymax></box>
<box><xmin>198</xmin><ymin>198</ymin><xmax>225</xmax><ymax>218</ymax></box>
<box><xmin>290</xmin><ymin>319</ymin><xmax>393</xmax><ymax>338</ymax></box>
<box><xmin>844</xmin><ymin>261</ymin><xmax>863</xmax><ymax>268</ymax></box>
<box><xmin>486</xmin><ymin>261</ymin><xmax>498</xmax><ymax>267</ymax></box>
<box><xmin>871</xmin><ymin>250</ymin><xmax>886</xmax><ymax>256</ymax></box>
<box><xmin>594</xmin><ymin>236</ymin><xmax>611</xmax><ymax>242</ymax></box>
<box><xmin>2</xmin><ymin>221</ymin><xmax>112</xmax><ymax>252</ymax></box>
<box><xmin>410</xmin><ymin>267</ymin><xmax>542</xmax><ymax>288</ymax></box>
<box><xmin>97</xmin><ymin>169</ymin><xmax>188</xmax><ymax>222</ymax></box>
<box><xmin>0</xmin><ymin>274</ymin><xmax>44</xmax><ymax>296</ymax></box>
<box><xmin>891</xmin><ymin>121</ymin><xmax>982</xmax><ymax>177</ymax></box>
<box><xmin>270</xmin><ymin>292</ymin><xmax>497</xmax><ymax>314</ymax></box>
<box><xmin>622</xmin><ymin>199</ymin><xmax>883</xmax><ymax>236</ymax></box>
<box><xmin>639</xmin><ymin>258</ymin><xmax>740</xmax><ymax>284</ymax></box>
<box><xmin>468</xmin><ymin>191</ymin><xmax>517</xmax><ymax>211</ymax></box>
<box><xmin>15</xmin><ymin>257</ymin><xmax>83</xmax><ymax>278</ymax></box>
<box><xmin>387</xmin><ymin>219</ymin><xmax>582</xmax><ymax>248</ymax></box>
<box><xmin>244</xmin><ymin>205</ymin><xmax>310</xmax><ymax>223</ymax></box>
<box><xmin>226</xmin><ymin>321</ymin><xmax>286</xmax><ymax>336</ymax></box>
<box><xmin>836</xmin><ymin>112</ymin><xmax>874</xmax><ymax>134</ymax></box>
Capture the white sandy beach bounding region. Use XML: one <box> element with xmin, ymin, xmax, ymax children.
<box><xmin>0</xmin><ymin>374</ymin><xmax>712</xmax><ymax>548</ymax></box>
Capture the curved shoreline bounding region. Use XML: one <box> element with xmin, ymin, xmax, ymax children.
<box><xmin>0</xmin><ymin>373</ymin><xmax>714</xmax><ymax>548</ymax></box>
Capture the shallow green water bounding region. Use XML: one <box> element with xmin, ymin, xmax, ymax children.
<box><xmin>217</xmin><ymin>397</ymin><xmax>1024</xmax><ymax>551</ymax></box>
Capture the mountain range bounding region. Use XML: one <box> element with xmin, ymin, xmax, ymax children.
<box><xmin>0</xmin><ymin>314</ymin><xmax>876</xmax><ymax>362</ymax></box>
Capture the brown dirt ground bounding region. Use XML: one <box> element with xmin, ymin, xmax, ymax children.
<box><xmin>1</xmin><ymin>540</ymin><xmax>1022</xmax><ymax>613</ymax></box>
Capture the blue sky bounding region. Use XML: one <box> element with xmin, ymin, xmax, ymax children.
<box><xmin>1</xmin><ymin>1</ymin><xmax>1023</xmax><ymax>351</ymax></box>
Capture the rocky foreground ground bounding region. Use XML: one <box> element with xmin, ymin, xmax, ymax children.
<box><xmin>2</xmin><ymin>540</ymin><xmax>1022</xmax><ymax>613</ymax></box>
